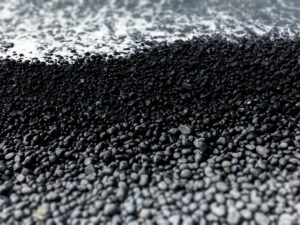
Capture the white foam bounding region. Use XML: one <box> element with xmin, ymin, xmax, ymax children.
<box><xmin>0</xmin><ymin>0</ymin><xmax>299</xmax><ymax>62</ymax></box>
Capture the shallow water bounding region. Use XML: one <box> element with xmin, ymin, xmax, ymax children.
<box><xmin>0</xmin><ymin>0</ymin><xmax>300</xmax><ymax>61</ymax></box>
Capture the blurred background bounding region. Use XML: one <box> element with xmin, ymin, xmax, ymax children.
<box><xmin>0</xmin><ymin>0</ymin><xmax>299</xmax><ymax>61</ymax></box>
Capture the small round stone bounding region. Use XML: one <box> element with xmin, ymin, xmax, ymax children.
<box><xmin>193</xmin><ymin>138</ymin><xmax>207</xmax><ymax>151</ymax></box>
<box><xmin>254</xmin><ymin>212</ymin><xmax>270</xmax><ymax>225</ymax></box>
<box><xmin>240</xmin><ymin>209</ymin><xmax>252</xmax><ymax>220</ymax></box>
<box><xmin>84</xmin><ymin>157</ymin><xmax>93</xmax><ymax>166</ymax></box>
<box><xmin>21</xmin><ymin>185</ymin><xmax>33</xmax><ymax>194</ymax></box>
<box><xmin>34</xmin><ymin>204</ymin><xmax>50</xmax><ymax>221</ymax></box>
<box><xmin>216</xmin><ymin>182</ymin><xmax>229</xmax><ymax>192</ymax></box>
<box><xmin>221</xmin><ymin>160</ymin><xmax>231</xmax><ymax>167</ymax></box>
<box><xmin>103</xmin><ymin>203</ymin><xmax>120</xmax><ymax>216</ymax></box>
<box><xmin>139</xmin><ymin>208</ymin><xmax>151</xmax><ymax>219</ymax></box>
<box><xmin>279</xmin><ymin>142</ymin><xmax>288</xmax><ymax>149</ymax></box>
<box><xmin>139</xmin><ymin>174</ymin><xmax>150</xmax><ymax>186</ymax></box>
<box><xmin>182</xmin><ymin>217</ymin><xmax>196</xmax><ymax>225</ymax></box>
<box><xmin>227</xmin><ymin>207</ymin><xmax>240</xmax><ymax>225</ymax></box>
<box><xmin>256</xmin><ymin>146</ymin><xmax>270</xmax><ymax>156</ymax></box>
<box><xmin>178</xmin><ymin>125</ymin><xmax>191</xmax><ymax>135</ymax></box>
<box><xmin>158</xmin><ymin>181</ymin><xmax>168</xmax><ymax>190</ymax></box>
<box><xmin>210</xmin><ymin>203</ymin><xmax>226</xmax><ymax>217</ymax></box>
<box><xmin>5</xmin><ymin>152</ymin><xmax>15</xmax><ymax>160</ymax></box>
<box><xmin>16</xmin><ymin>174</ymin><xmax>25</xmax><ymax>183</ymax></box>
<box><xmin>168</xmin><ymin>128</ymin><xmax>179</xmax><ymax>135</ymax></box>
<box><xmin>169</xmin><ymin>215</ymin><xmax>181</xmax><ymax>225</ymax></box>
<box><xmin>180</xmin><ymin>169</ymin><xmax>192</xmax><ymax>179</ymax></box>
<box><xmin>216</xmin><ymin>137</ymin><xmax>226</xmax><ymax>145</ymax></box>
<box><xmin>245</xmin><ymin>144</ymin><xmax>255</xmax><ymax>150</ymax></box>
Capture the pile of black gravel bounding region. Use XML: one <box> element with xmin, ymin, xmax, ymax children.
<box><xmin>0</xmin><ymin>38</ymin><xmax>300</xmax><ymax>225</ymax></box>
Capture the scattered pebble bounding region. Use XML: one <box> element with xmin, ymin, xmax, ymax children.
<box><xmin>256</xmin><ymin>146</ymin><xmax>270</xmax><ymax>156</ymax></box>
<box><xmin>33</xmin><ymin>204</ymin><xmax>49</xmax><ymax>221</ymax></box>
<box><xmin>255</xmin><ymin>212</ymin><xmax>270</xmax><ymax>225</ymax></box>
<box><xmin>178</xmin><ymin>125</ymin><xmax>192</xmax><ymax>135</ymax></box>
<box><xmin>139</xmin><ymin>208</ymin><xmax>151</xmax><ymax>219</ymax></box>
<box><xmin>180</xmin><ymin>169</ymin><xmax>192</xmax><ymax>179</ymax></box>
<box><xmin>103</xmin><ymin>203</ymin><xmax>120</xmax><ymax>216</ymax></box>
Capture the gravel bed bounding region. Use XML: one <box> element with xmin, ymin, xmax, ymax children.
<box><xmin>0</xmin><ymin>38</ymin><xmax>300</xmax><ymax>225</ymax></box>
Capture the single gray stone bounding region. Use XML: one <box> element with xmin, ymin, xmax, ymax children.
<box><xmin>85</xmin><ymin>164</ymin><xmax>95</xmax><ymax>175</ymax></box>
<box><xmin>34</xmin><ymin>204</ymin><xmax>49</xmax><ymax>221</ymax></box>
<box><xmin>84</xmin><ymin>157</ymin><xmax>93</xmax><ymax>166</ymax></box>
<box><xmin>119</xmin><ymin>161</ymin><xmax>129</xmax><ymax>170</ymax></box>
<box><xmin>182</xmin><ymin>217</ymin><xmax>196</xmax><ymax>225</ymax></box>
<box><xmin>168</xmin><ymin>128</ymin><xmax>178</xmax><ymax>135</ymax></box>
<box><xmin>215</xmin><ymin>193</ymin><xmax>225</xmax><ymax>204</ymax></box>
<box><xmin>210</xmin><ymin>203</ymin><xmax>226</xmax><ymax>217</ymax></box>
<box><xmin>103</xmin><ymin>203</ymin><xmax>119</xmax><ymax>216</ymax></box>
<box><xmin>5</xmin><ymin>153</ymin><xmax>15</xmax><ymax>160</ymax></box>
<box><xmin>245</xmin><ymin>144</ymin><xmax>255</xmax><ymax>150</ymax></box>
<box><xmin>279</xmin><ymin>142</ymin><xmax>288</xmax><ymax>149</ymax></box>
<box><xmin>241</xmin><ymin>209</ymin><xmax>252</xmax><ymax>220</ymax></box>
<box><xmin>295</xmin><ymin>203</ymin><xmax>300</xmax><ymax>214</ymax></box>
<box><xmin>124</xmin><ymin>201</ymin><xmax>136</xmax><ymax>215</ymax></box>
<box><xmin>221</xmin><ymin>160</ymin><xmax>231</xmax><ymax>167</ymax></box>
<box><xmin>46</xmin><ymin>192</ymin><xmax>60</xmax><ymax>201</ymax></box>
<box><xmin>55</xmin><ymin>148</ymin><xmax>64</xmax><ymax>156</ymax></box>
<box><xmin>227</xmin><ymin>206</ymin><xmax>240</xmax><ymax>224</ymax></box>
<box><xmin>139</xmin><ymin>174</ymin><xmax>149</xmax><ymax>186</ymax></box>
<box><xmin>254</xmin><ymin>212</ymin><xmax>270</xmax><ymax>225</ymax></box>
<box><xmin>21</xmin><ymin>185</ymin><xmax>33</xmax><ymax>194</ymax></box>
<box><xmin>217</xmin><ymin>137</ymin><xmax>226</xmax><ymax>145</ymax></box>
<box><xmin>158</xmin><ymin>181</ymin><xmax>168</xmax><ymax>190</ymax></box>
<box><xmin>256</xmin><ymin>146</ymin><xmax>270</xmax><ymax>156</ymax></box>
<box><xmin>16</xmin><ymin>174</ymin><xmax>25</xmax><ymax>183</ymax></box>
<box><xmin>128</xmin><ymin>221</ymin><xmax>141</xmax><ymax>225</ymax></box>
<box><xmin>169</xmin><ymin>215</ymin><xmax>181</xmax><ymax>225</ymax></box>
<box><xmin>139</xmin><ymin>208</ymin><xmax>151</xmax><ymax>219</ymax></box>
<box><xmin>95</xmin><ymin>142</ymin><xmax>104</xmax><ymax>151</ymax></box>
<box><xmin>193</xmin><ymin>138</ymin><xmax>207</xmax><ymax>150</ymax></box>
<box><xmin>156</xmin><ymin>217</ymin><xmax>171</xmax><ymax>225</ymax></box>
<box><xmin>178</xmin><ymin>125</ymin><xmax>191</xmax><ymax>135</ymax></box>
<box><xmin>278</xmin><ymin>214</ymin><xmax>294</xmax><ymax>225</ymax></box>
<box><xmin>14</xmin><ymin>209</ymin><xmax>24</xmax><ymax>220</ymax></box>
<box><xmin>180</xmin><ymin>169</ymin><xmax>192</xmax><ymax>179</ymax></box>
<box><xmin>116</xmin><ymin>188</ymin><xmax>127</xmax><ymax>201</ymax></box>
<box><xmin>216</xmin><ymin>181</ymin><xmax>229</xmax><ymax>192</ymax></box>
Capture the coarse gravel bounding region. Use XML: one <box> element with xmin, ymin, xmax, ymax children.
<box><xmin>0</xmin><ymin>38</ymin><xmax>300</xmax><ymax>225</ymax></box>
